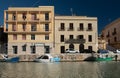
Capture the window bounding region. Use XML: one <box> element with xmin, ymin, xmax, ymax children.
<box><xmin>22</xmin><ymin>34</ymin><xmax>26</xmax><ymax>40</ymax></box>
<box><xmin>45</xmin><ymin>46</ymin><xmax>50</xmax><ymax>53</ymax></box>
<box><xmin>114</xmin><ymin>28</ymin><xmax>116</xmax><ymax>32</ymax></box>
<box><xmin>114</xmin><ymin>37</ymin><xmax>117</xmax><ymax>42</ymax></box>
<box><xmin>45</xmin><ymin>24</ymin><xmax>49</xmax><ymax>31</ymax></box>
<box><xmin>69</xmin><ymin>23</ymin><xmax>74</xmax><ymax>30</ymax></box>
<box><xmin>113</xmin><ymin>28</ymin><xmax>117</xmax><ymax>35</ymax></box>
<box><xmin>78</xmin><ymin>35</ymin><xmax>84</xmax><ymax>39</ymax></box>
<box><xmin>108</xmin><ymin>39</ymin><xmax>110</xmax><ymax>44</ymax></box>
<box><xmin>61</xmin><ymin>46</ymin><xmax>65</xmax><ymax>53</ymax></box>
<box><xmin>13</xmin><ymin>34</ymin><xmax>17</xmax><ymax>40</ymax></box>
<box><xmin>30</xmin><ymin>46</ymin><xmax>36</xmax><ymax>54</ymax></box>
<box><xmin>31</xmin><ymin>24</ymin><xmax>36</xmax><ymax>31</ymax></box>
<box><xmin>12</xmin><ymin>13</ymin><xmax>16</xmax><ymax>20</ymax></box>
<box><xmin>23</xmin><ymin>13</ymin><xmax>26</xmax><ymax>20</ymax></box>
<box><xmin>88</xmin><ymin>35</ymin><xmax>92</xmax><ymax>42</ymax></box>
<box><xmin>22</xmin><ymin>23</ymin><xmax>26</xmax><ymax>31</ymax></box>
<box><xmin>69</xmin><ymin>35</ymin><xmax>73</xmax><ymax>39</ymax></box>
<box><xmin>45</xmin><ymin>13</ymin><xmax>49</xmax><ymax>20</ymax></box>
<box><xmin>60</xmin><ymin>23</ymin><xmax>65</xmax><ymax>30</ymax></box>
<box><xmin>60</xmin><ymin>35</ymin><xmax>64</xmax><ymax>42</ymax></box>
<box><xmin>88</xmin><ymin>23</ymin><xmax>92</xmax><ymax>31</ymax></box>
<box><xmin>107</xmin><ymin>31</ymin><xmax>110</xmax><ymax>37</ymax></box>
<box><xmin>69</xmin><ymin>44</ymin><xmax>74</xmax><ymax>49</ymax></box>
<box><xmin>45</xmin><ymin>34</ymin><xmax>49</xmax><ymax>40</ymax></box>
<box><xmin>31</xmin><ymin>13</ymin><xmax>36</xmax><ymax>20</ymax></box>
<box><xmin>12</xmin><ymin>24</ymin><xmax>16</xmax><ymax>31</ymax></box>
<box><xmin>31</xmin><ymin>34</ymin><xmax>35</xmax><ymax>40</ymax></box>
<box><xmin>22</xmin><ymin>45</ymin><xmax>26</xmax><ymax>51</ymax></box>
<box><xmin>79</xmin><ymin>23</ymin><xmax>84</xmax><ymax>30</ymax></box>
<box><xmin>13</xmin><ymin>46</ymin><xmax>17</xmax><ymax>54</ymax></box>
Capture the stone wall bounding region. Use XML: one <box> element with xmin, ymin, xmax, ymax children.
<box><xmin>8</xmin><ymin>53</ymin><xmax>120</xmax><ymax>62</ymax></box>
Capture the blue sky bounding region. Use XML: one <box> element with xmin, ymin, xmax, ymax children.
<box><xmin>0</xmin><ymin>0</ymin><xmax>120</xmax><ymax>34</ymax></box>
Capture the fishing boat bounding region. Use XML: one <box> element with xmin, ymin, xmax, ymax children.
<box><xmin>96</xmin><ymin>55</ymin><xmax>114</xmax><ymax>61</ymax></box>
<box><xmin>34</xmin><ymin>54</ymin><xmax>61</xmax><ymax>63</ymax></box>
<box><xmin>0</xmin><ymin>54</ymin><xmax>19</xmax><ymax>63</ymax></box>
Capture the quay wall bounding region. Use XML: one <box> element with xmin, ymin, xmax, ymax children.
<box><xmin>8</xmin><ymin>53</ymin><xmax>120</xmax><ymax>62</ymax></box>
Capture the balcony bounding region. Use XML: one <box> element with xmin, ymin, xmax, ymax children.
<box><xmin>67</xmin><ymin>28</ymin><xmax>74</xmax><ymax>31</ymax></box>
<box><xmin>112</xmin><ymin>32</ymin><xmax>117</xmax><ymax>35</ymax></box>
<box><xmin>86</xmin><ymin>28</ymin><xmax>93</xmax><ymax>31</ymax></box>
<box><xmin>5</xmin><ymin>19</ymin><xmax>16</xmax><ymax>23</ymax></box>
<box><xmin>65</xmin><ymin>39</ymin><xmax>86</xmax><ymax>44</ymax></box>
<box><xmin>40</xmin><ymin>18</ymin><xmax>51</xmax><ymax>23</ymax></box>
<box><xmin>77</xmin><ymin>28</ymin><xmax>84</xmax><ymax>31</ymax></box>
<box><xmin>5</xmin><ymin>30</ymin><xmax>52</xmax><ymax>34</ymax></box>
<box><xmin>59</xmin><ymin>28</ymin><xmax>65</xmax><ymax>31</ymax></box>
<box><xmin>106</xmin><ymin>34</ymin><xmax>110</xmax><ymax>38</ymax></box>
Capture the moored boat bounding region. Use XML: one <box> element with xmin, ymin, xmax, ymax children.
<box><xmin>96</xmin><ymin>57</ymin><xmax>114</xmax><ymax>61</ymax></box>
<box><xmin>0</xmin><ymin>54</ymin><xmax>19</xmax><ymax>63</ymax></box>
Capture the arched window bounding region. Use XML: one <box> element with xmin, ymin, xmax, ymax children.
<box><xmin>69</xmin><ymin>44</ymin><xmax>74</xmax><ymax>49</ymax></box>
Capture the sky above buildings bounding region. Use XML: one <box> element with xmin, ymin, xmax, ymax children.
<box><xmin>0</xmin><ymin>0</ymin><xmax>120</xmax><ymax>34</ymax></box>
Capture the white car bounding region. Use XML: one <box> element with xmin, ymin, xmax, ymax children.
<box><xmin>65</xmin><ymin>49</ymin><xmax>79</xmax><ymax>53</ymax></box>
<box><xmin>34</xmin><ymin>54</ymin><xmax>60</xmax><ymax>63</ymax></box>
<box><xmin>116</xmin><ymin>49</ymin><xmax>120</xmax><ymax>53</ymax></box>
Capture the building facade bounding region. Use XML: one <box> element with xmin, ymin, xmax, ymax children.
<box><xmin>98</xmin><ymin>37</ymin><xmax>106</xmax><ymax>50</ymax></box>
<box><xmin>55</xmin><ymin>16</ymin><xmax>98</xmax><ymax>54</ymax></box>
<box><xmin>4</xmin><ymin>6</ymin><xmax>55</xmax><ymax>55</ymax></box>
<box><xmin>101</xmin><ymin>18</ymin><xmax>120</xmax><ymax>49</ymax></box>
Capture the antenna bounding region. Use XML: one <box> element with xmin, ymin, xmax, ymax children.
<box><xmin>70</xmin><ymin>8</ymin><xmax>73</xmax><ymax>16</ymax></box>
<box><xmin>32</xmin><ymin>0</ymin><xmax>40</xmax><ymax>7</ymax></box>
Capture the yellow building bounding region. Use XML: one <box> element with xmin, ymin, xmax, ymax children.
<box><xmin>4</xmin><ymin>6</ymin><xmax>54</xmax><ymax>56</ymax></box>
<box><xmin>55</xmin><ymin>16</ymin><xmax>98</xmax><ymax>54</ymax></box>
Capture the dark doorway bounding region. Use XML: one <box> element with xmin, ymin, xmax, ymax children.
<box><xmin>88</xmin><ymin>46</ymin><xmax>92</xmax><ymax>53</ymax></box>
<box><xmin>61</xmin><ymin>46</ymin><xmax>65</xmax><ymax>53</ymax></box>
<box><xmin>69</xmin><ymin>44</ymin><xmax>74</xmax><ymax>49</ymax></box>
<box><xmin>79</xmin><ymin>44</ymin><xmax>84</xmax><ymax>53</ymax></box>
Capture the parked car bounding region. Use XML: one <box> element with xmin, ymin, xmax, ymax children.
<box><xmin>65</xmin><ymin>49</ymin><xmax>79</xmax><ymax>53</ymax></box>
<box><xmin>116</xmin><ymin>49</ymin><xmax>120</xmax><ymax>53</ymax></box>
<box><xmin>81</xmin><ymin>49</ymin><xmax>95</xmax><ymax>53</ymax></box>
<box><xmin>34</xmin><ymin>54</ymin><xmax>60</xmax><ymax>63</ymax></box>
<box><xmin>97</xmin><ymin>49</ymin><xmax>109</xmax><ymax>54</ymax></box>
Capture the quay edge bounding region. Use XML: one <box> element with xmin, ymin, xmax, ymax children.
<box><xmin>7</xmin><ymin>53</ymin><xmax>120</xmax><ymax>62</ymax></box>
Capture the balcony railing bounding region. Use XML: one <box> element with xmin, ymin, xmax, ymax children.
<box><xmin>5</xmin><ymin>30</ymin><xmax>52</xmax><ymax>34</ymax></box>
<box><xmin>40</xmin><ymin>18</ymin><xmax>51</xmax><ymax>23</ymax></box>
<box><xmin>59</xmin><ymin>28</ymin><xmax>65</xmax><ymax>31</ymax></box>
<box><xmin>67</xmin><ymin>28</ymin><xmax>74</xmax><ymax>31</ymax></box>
<box><xmin>106</xmin><ymin>34</ymin><xmax>110</xmax><ymax>38</ymax></box>
<box><xmin>5</xmin><ymin>18</ymin><xmax>51</xmax><ymax>23</ymax></box>
<box><xmin>112</xmin><ymin>32</ymin><xmax>117</xmax><ymax>35</ymax></box>
<box><xmin>77</xmin><ymin>28</ymin><xmax>84</xmax><ymax>31</ymax></box>
<box><xmin>65</xmin><ymin>39</ymin><xmax>86</xmax><ymax>43</ymax></box>
<box><xmin>86</xmin><ymin>28</ymin><xmax>93</xmax><ymax>31</ymax></box>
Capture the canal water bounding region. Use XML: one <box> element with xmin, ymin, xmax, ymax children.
<box><xmin>0</xmin><ymin>62</ymin><xmax>120</xmax><ymax>78</ymax></box>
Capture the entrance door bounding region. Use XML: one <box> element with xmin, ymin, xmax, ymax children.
<box><xmin>69</xmin><ymin>44</ymin><xmax>74</xmax><ymax>49</ymax></box>
<box><xmin>61</xmin><ymin>46</ymin><xmax>65</xmax><ymax>53</ymax></box>
<box><xmin>79</xmin><ymin>44</ymin><xmax>84</xmax><ymax>53</ymax></box>
<box><xmin>88</xmin><ymin>46</ymin><xmax>92</xmax><ymax>53</ymax></box>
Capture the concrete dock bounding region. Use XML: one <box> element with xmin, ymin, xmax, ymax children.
<box><xmin>7</xmin><ymin>53</ymin><xmax>120</xmax><ymax>62</ymax></box>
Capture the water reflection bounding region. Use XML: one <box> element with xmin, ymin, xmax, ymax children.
<box><xmin>0</xmin><ymin>62</ymin><xmax>120</xmax><ymax>78</ymax></box>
